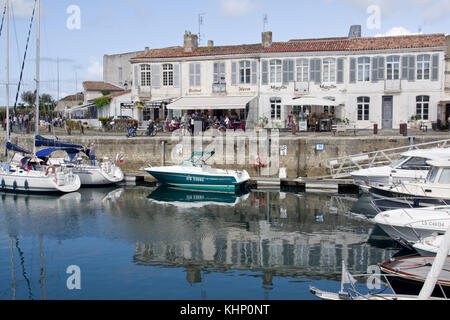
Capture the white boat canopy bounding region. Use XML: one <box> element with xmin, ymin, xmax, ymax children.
<box><xmin>288</xmin><ymin>96</ymin><xmax>343</xmax><ymax>106</ymax></box>
<box><xmin>167</xmin><ymin>96</ymin><xmax>257</xmax><ymax>110</ymax></box>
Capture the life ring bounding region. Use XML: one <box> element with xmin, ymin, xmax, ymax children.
<box><xmin>253</xmin><ymin>156</ymin><xmax>263</xmax><ymax>168</ymax></box>
<box><xmin>252</xmin><ymin>194</ymin><xmax>264</xmax><ymax>207</ymax></box>
<box><xmin>45</xmin><ymin>166</ymin><xmax>58</xmax><ymax>184</ymax></box>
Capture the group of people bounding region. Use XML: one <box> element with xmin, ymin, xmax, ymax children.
<box><xmin>177</xmin><ymin>111</ymin><xmax>243</xmax><ymax>134</ymax></box>
<box><xmin>2</xmin><ymin>113</ymin><xmax>68</xmax><ymax>133</ymax></box>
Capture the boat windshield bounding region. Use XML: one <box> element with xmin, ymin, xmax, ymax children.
<box><xmin>427</xmin><ymin>167</ymin><xmax>440</xmax><ymax>183</ymax></box>
<box><xmin>390</xmin><ymin>156</ymin><xmax>408</xmax><ymax>168</ymax></box>
<box><xmin>438</xmin><ymin>168</ymin><xmax>450</xmax><ymax>184</ymax></box>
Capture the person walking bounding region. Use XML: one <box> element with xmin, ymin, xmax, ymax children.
<box><xmin>89</xmin><ymin>142</ymin><xmax>96</xmax><ymax>166</ymax></box>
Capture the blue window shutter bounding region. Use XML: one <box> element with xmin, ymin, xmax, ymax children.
<box><xmin>371</xmin><ymin>57</ymin><xmax>378</xmax><ymax>83</ymax></box>
<box><xmin>251</xmin><ymin>61</ymin><xmax>257</xmax><ymax>85</ymax></box>
<box><xmin>262</xmin><ymin>60</ymin><xmax>268</xmax><ymax>85</ymax></box>
<box><xmin>282</xmin><ymin>60</ymin><xmax>289</xmax><ymax>84</ymax></box>
<box><xmin>189</xmin><ymin>63</ymin><xmax>195</xmax><ymax>86</ymax></box>
<box><xmin>151</xmin><ymin>64</ymin><xmax>160</xmax><ymax>88</ymax></box>
<box><xmin>401</xmin><ymin>56</ymin><xmax>409</xmax><ymax>79</ymax></box>
<box><xmin>337</xmin><ymin>58</ymin><xmax>344</xmax><ymax>84</ymax></box>
<box><xmin>231</xmin><ymin>62</ymin><xmax>237</xmax><ymax>86</ymax></box>
<box><xmin>134</xmin><ymin>65</ymin><xmax>139</xmax><ymax>88</ymax></box>
<box><xmin>195</xmin><ymin>63</ymin><xmax>201</xmax><ymax>86</ymax></box>
<box><xmin>173</xmin><ymin>63</ymin><xmax>180</xmax><ymax>88</ymax></box>
<box><xmin>408</xmin><ymin>56</ymin><xmax>416</xmax><ymax>82</ymax></box>
<box><xmin>378</xmin><ymin>57</ymin><xmax>385</xmax><ymax>80</ymax></box>
<box><xmin>310</xmin><ymin>59</ymin><xmax>316</xmax><ymax>83</ymax></box>
<box><xmin>213</xmin><ymin>62</ymin><xmax>219</xmax><ymax>84</ymax></box>
<box><xmin>315</xmin><ymin>59</ymin><xmax>322</xmax><ymax>84</ymax></box>
<box><xmin>349</xmin><ymin>58</ymin><xmax>356</xmax><ymax>83</ymax></box>
<box><xmin>432</xmin><ymin>54</ymin><xmax>439</xmax><ymax>81</ymax></box>
<box><xmin>288</xmin><ymin>59</ymin><xmax>294</xmax><ymax>82</ymax></box>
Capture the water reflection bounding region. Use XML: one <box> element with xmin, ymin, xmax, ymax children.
<box><xmin>0</xmin><ymin>186</ymin><xmax>399</xmax><ymax>299</ymax></box>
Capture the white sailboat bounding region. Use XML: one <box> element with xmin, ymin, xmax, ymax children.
<box><xmin>310</xmin><ymin>223</ymin><xmax>450</xmax><ymax>300</ymax></box>
<box><xmin>0</xmin><ymin>0</ymin><xmax>80</xmax><ymax>193</ymax></box>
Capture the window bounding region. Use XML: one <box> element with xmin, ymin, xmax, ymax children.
<box><xmin>190</xmin><ymin>63</ymin><xmax>201</xmax><ymax>86</ymax></box>
<box><xmin>357</xmin><ymin>97</ymin><xmax>370</xmax><ymax>121</ymax></box>
<box><xmin>296</xmin><ymin>59</ymin><xmax>309</xmax><ymax>82</ymax></box>
<box><xmin>118</xmin><ymin>67</ymin><xmax>123</xmax><ymax>83</ymax></box>
<box><xmin>270</xmin><ymin>60</ymin><xmax>282</xmax><ymax>84</ymax></box>
<box><xmin>162</xmin><ymin>64</ymin><xmax>174</xmax><ymax>86</ymax></box>
<box><xmin>239</xmin><ymin>61</ymin><xmax>251</xmax><ymax>84</ymax></box>
<box><xmin>417</xmin><ymin>55</ymin><xmax>431</xmax><ymax>80</ymax></box>
<box><xmin>386</xmin><ymin>56</ymin><xmax>400</xmax><ymax>80</ymax></box>
<box><xmin>400</xmin><ymin>157</ymin><xmax>430</xmax><ymax>170</ymax></box>
<box><xmin>427</xmin><ymin>167</ymin><xmax>440</xmax><ymax>183</ymax></box>
<box><xmin>140</xmin><ymin>64</ymin><xmax>151</xmax><ymax>87</ymax></box>
<box><xmin>322</xmin><ymin>58</ymin><xmax>336</xmax><ymax>83</ymax></box>
<box><xmin>270</xmin><ymin>98</ymin><xmax>281</xmax><ymax>120</ymax></box>
<box><xmin>416</xmin><ymin>95</ymin><xmax>430</xmax><ymax>120</ymax></box>
<box><xmin>357</xmin><ymin>57</ymin><xmax>370</xmax><ymax>82</ymax></box>
<box><xmin>438</xmin><ymin>169</ymin><xmax>450</xmax><ymax>184</ymax></box>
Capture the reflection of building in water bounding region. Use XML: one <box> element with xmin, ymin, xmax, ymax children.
<box><xmin>134</xmin><ymin>218</ymin><xmax>392</xmax><ymax>284</ymax></box>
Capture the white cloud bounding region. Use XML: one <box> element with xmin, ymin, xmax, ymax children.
<box><xmin>375</xmin><ymin>26</ymin><xmax>422</xmax><ymax>37</ymax></box>
<box><xmin>220</xmin><ymin>0</ymin><xmax>256</xmax><ymax>18</ymax></box>
<box><xmin>0</xmin><ymin>0</ymin><xmax>35</xmax><ymax>18</ymax></box>
<box><xmin>411</xmin><ymin>0</ymin><xmax>450</xmax><ymax>23</ymax></box>
<box><xmin>87</xmin><ymin>57</ymin><xmax>103</xmax><ymax>80</ymax></box>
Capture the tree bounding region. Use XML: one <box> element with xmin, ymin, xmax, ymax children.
<box><xmin>21</xmin><ymin>91</ymin><xmax>36</xmax><ymax>107</ymax></box>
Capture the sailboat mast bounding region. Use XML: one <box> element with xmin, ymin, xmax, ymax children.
<box><xmin>34</xmin><ymin>0</ymin><xmax>40</xmax><ymax>154</ymax></box>
<box><xmin>5</xmin><ymin>0</ymin><xmax>9</xmax><ymax>146</ymax></box>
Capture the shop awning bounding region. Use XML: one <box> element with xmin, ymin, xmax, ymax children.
<box><xmin>167</xmin><ymin>96</ymin><xmax>257</xmax><ymax>110</ymax></box>
<box><xmin>288</xmin><ymin>97</ymin><xmax>342</xmax><ymax>106</ymax></box>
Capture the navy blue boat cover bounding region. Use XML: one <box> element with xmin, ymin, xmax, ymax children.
<box><xmin>35</xmin><ymin>135</ymin><xmax>83</xmax><ymax>149</ymax></box>
<box><xmin>5</xmin><ymin>141</ymin><xmax>31</xmax><ymax>154</ymax></box>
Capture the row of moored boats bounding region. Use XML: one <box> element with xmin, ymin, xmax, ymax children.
<box><xmin>312</xmin><ymin>146</ymin><xmax>450</xmax><ymax>300</ymax></box>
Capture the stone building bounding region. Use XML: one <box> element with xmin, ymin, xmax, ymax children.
<box><xmin>128</xmin><ymin>27</ymin><xmax>447</xmax><ymax>130</ymax></box>
<box><xmin>103</xmin><ymin>50</ymin><xmax>144</xmax><ymax>89</ymax></box>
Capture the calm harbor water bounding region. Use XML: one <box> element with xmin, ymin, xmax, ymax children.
<box><xmin>0</xmin><ymin>186</ymin><xmax>402</xmax><ymax>300</ymax></box>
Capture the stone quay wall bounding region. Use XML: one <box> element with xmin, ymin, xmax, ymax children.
<box><xmin>1</xmin><ymin>133</ymin><xmax>447</xmax><ymax>178</ymax></box>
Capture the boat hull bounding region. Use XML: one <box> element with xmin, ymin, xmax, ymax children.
<box><xmin>146</xmin><ymin>169</ymin><xmax>248</xmax><ymax>192</ymax></box>
<box><xmin>0</xmin><ymin>170</ymin><xmax>81</xmax><ymax>193</ymax></box>
<box><xmin>74</xmin><ymin>166</ymin><xmax>124</xmax><ymax>186</ymax></box>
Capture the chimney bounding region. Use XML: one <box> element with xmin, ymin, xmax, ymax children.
<box><xmin>208</xmin><ymin>40</ymin><xmax>214</xmax><ymax>48</ymax></box>
<box><xmin>262</xmin><ymin>31</ymin><xmax>272</xmax><ymax>48</ymax></box>
<box><xmin>184</xmin><ymin>31</ymin><xmax>198</xmax><ymax>53</ymax></box>
<box><xmin>348</xmin><ymin>25</ymin><xmax>362</xmax><ymax>39</ymax></box>
<box><xmin>145</xmin><ymin>46</ymin><xmax>150</xmax><ymax>53</ymax></box>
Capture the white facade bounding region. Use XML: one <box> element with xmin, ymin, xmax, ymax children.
<box><xmin>130</xmin><ymin>35</ymin><xmax>447</xmax><ymax>130</ymax></box>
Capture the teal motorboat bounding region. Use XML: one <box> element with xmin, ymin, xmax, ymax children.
<box><xmin>144</xmin><ymin>151</ymin><xmax>250</xmax><ymax>192</ymax></box>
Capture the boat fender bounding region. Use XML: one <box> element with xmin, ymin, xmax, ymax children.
<box><xmin>45</xmin><ymin>166</ymin><xmax>58</xmax><ymax>184</ymax></box>
<box><xmin>1</xmin><ymin>179</ymin><xmax>5</xmax><ymax>189</ymax></box>
<box><xmin>13</xmin><ymin>181</ymin><xmax>17</xmax><ymax>191</ymax></box>
<box><xmin>253</xmin><ymin>156</ymin><xmax>263</xmax><ymax>168</ymax></box>
<box><xmin>24</xmin><ymin>180</ymin><xmax>29</xmax><ymax>190</ymax></box>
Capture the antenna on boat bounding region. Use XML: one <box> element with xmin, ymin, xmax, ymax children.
<box><xmin>5</xmin><ymin>0</ymin><xmax>9</xmax><ymax>157</ymax></box>
<box><xmin>33</xmin><ymin>0</ymin><xmax>40</xmax><ymax>155</ymax></box>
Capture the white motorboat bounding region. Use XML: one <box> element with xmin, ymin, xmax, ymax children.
<box><xmin>351</xmin><ymin>148</ymin><xmax>450</xmax><ymax>190</ymax></box>
<box><xmin>413</xmin><ymin>234</ymin><xmax>450</xmax><ymax>256</ymax></box>
<box><xmin>34</xmin><ymin>147</ymin><xmax>124</xmax><ymax>186</ymax></box>
<box><xmin>370</xmin><ymin>160</ymin><xmax>450</xmax><ymax>207</ymax></box>
<box><xmin>145</xmin><ymin>151</ymin><xmax>250</xmax><ymax>193</ymax></box>
<box><xmin>0</xmin><ymin>143</ymin><xmax>81</xmax><ymax>193</ymax></box>
<box><xmin>372</xmin><ymin>205</ymin><xmax>450</xmax><ymax>244</ymax></box>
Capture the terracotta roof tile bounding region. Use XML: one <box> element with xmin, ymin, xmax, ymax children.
<box><xmin>131</xmin><ymin>34</ymin><xmax>446</xmax><ymax>60</ymax></box>
<box><xmin>82</xmin><ymin>81</ymin><xmax>124</xmax><ymax>92</ymax></box>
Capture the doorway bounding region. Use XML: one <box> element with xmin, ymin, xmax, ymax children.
<box><xmin>382</xmin><ymin>96</ymin><xmax>393</xmax><ymax>129</ymax></box>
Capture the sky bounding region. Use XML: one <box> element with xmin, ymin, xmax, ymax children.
<box><xmin>0</xmin><ymin>0</ymin><xmax>449</xmax><ymax>106</ymax></box>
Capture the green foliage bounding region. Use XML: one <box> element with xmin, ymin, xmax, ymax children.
<box><xmin>95</xmin><ymin>97</ymin><xmax>111</xmax><ymax>108</ymax></box>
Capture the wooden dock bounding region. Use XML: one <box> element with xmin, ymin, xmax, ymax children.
<box><xmin>248</xmin><ymin>177</ymin><xmax>359</xmax><ymax>194</ymax></box>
